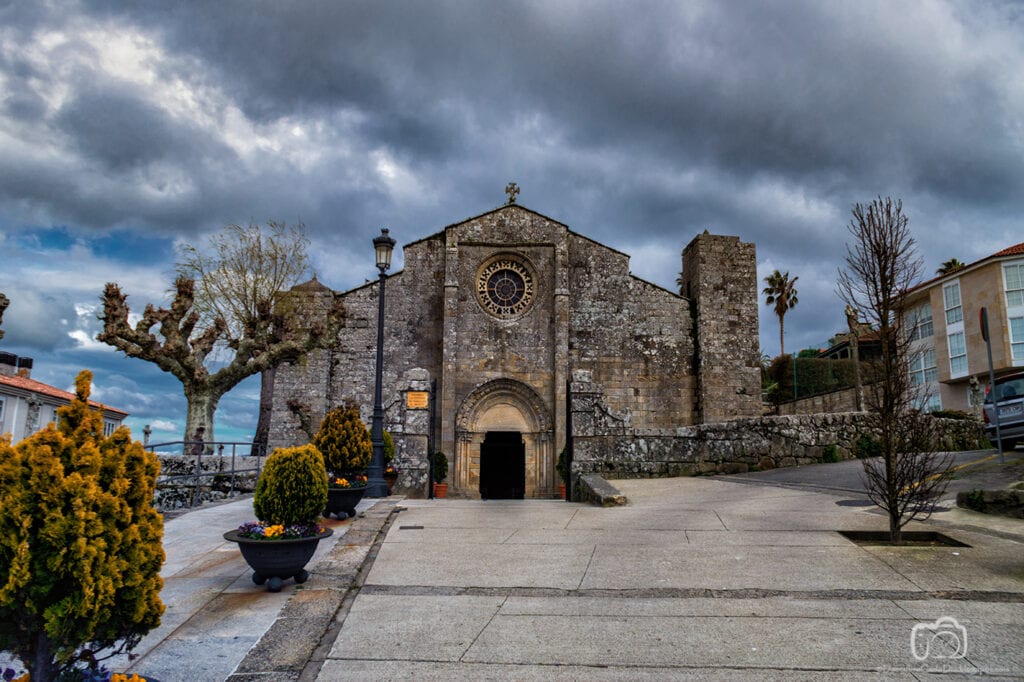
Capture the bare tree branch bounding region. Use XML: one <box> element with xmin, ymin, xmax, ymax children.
<box><xmin>98</xmin><ymin>229</ymin><xmax>345</xmax><ymax>447</ymax></box>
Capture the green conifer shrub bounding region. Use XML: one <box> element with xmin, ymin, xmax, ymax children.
<box><xmin>432</xmin><ymin>451</ymin><xmax>448</xmax><ymax>483</ymax></box>
<box><xmin>0</xmin><ymin>371</ymin><xmax>165</xmax><ymax>681</ymax></box>
<box><xmin>383</xmin><ymin>430</ymin><xmax>395</xmax><ymax>463</ymax></box>
<box><xmin>253</xmin><ymin>444</ymin><xmax>328</xmax><ymax>527</ymax></box>
<box><xmin>312</xmin><ymin>404</ymin><xmax>372</xmax><ymax>476</ymax></box>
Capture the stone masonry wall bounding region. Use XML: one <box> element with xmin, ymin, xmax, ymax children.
<box><xmin>568</xmin><ymin>233</ymin><xmax>696</xmax><ymax>429</ymax></box>
<box><xmin>571</xmin><ymin>412</ymin><xmax>987</xmax><ymax>479</ymax></box>
<box><xmin>776</xmin><ymin>386</ymin><xmax>861</xmax><ymax>415</ymax></box>
<box><xmin>679</xmin><ymin>232</ymin><xmax>761</xmax><ymax>423</ymax></box>
<box><xmin>570</xmin><ymin>370</ymin><xmax>986</xmax><ymax>481</ymax></box>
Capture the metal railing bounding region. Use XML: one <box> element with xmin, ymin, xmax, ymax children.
<box><xmin>146</xmin><ymin>440</ymin><xmax>267</xmax><ymax>510</ymax></box>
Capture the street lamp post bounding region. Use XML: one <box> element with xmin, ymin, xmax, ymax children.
<box><xmin>367</xmin><ymin>228</ymin><xmax>396</xmax><ymax>498</ymax></box>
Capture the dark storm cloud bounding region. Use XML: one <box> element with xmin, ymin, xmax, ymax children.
<box><xmin>1</xmin><ymin>0</ymin><xmax>1022</xmax><ymax>444</ymax></box>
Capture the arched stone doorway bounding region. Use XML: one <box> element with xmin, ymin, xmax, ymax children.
<box><xmin>454</xmin><ymin>379</ymin><xmax>554</xmax><ymax>498</ymax></box>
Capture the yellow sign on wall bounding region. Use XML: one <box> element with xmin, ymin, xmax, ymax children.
<box><xmin>406</xmin><ymin>391</ymin><xmax>429</xmax><ymax>409</ymax></box>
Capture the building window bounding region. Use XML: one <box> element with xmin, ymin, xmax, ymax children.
<box><xmin>922</xmin><ymin>394</ymin><xmax>942</xmax><ymax>413</ymax></box>
<box><xmin>943</xmin><ymin>281</ymin><xmax>963</xmax><ymax>325</ymax></box>
<box><xmin>948</xmin><ymin>331</ymin><xmax>968</xmax><ymax>376</ymax></box>
<box><xmin>103</xmin><ymin>420</ymin><xmax>117</xmax><ymax>437</ymax></box>
<box><xmin>909</xmin><ymin>349</ymin><xmax>937</xmax><ymax>385</ymax></box>
<box><xmin>1005</xmin><ymin>263</ymin><xmax>1024</xmax><ymax>308</ymax></box>
<box><xmin>907</xmin><ymin>304</ymin><xmax>933</xmax><ymax>341</ymax></box>
<box><xmin>1011</xmin><ymin>316</ymin><xmax>1024</xmax><ymax>362</ymax></box>
<box><xmin>0</xmin><ymin>397</ymin><xmax>5</xmax><ymax>428</ymax></box>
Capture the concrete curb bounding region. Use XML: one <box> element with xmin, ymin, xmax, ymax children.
<box><xmin>957</xmin><ymin>487</ymin><xmax>1024</xmax><ymax>519</ymax></box>
<box><xmin>225</xmin><ymin>500</ymin><xmax>401</xmax><ymax>682</ymax></box>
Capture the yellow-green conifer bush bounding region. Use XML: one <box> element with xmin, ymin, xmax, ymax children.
<box><xmin>311</xmin><ymin>404</ymin><xmax>372</xmax><ymax>477</ymax></box>
<box><xmin>252</xmin><ymin>444</ymin><xmax>328</xmax><ymax>526</ymax></box>
<box><xmin>0</xmin><ymin>371</ymin><xmax>165</xmax><ymax>681</ymax></box>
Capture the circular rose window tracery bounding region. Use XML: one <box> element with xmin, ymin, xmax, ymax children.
<box><xmin>477</xmin><ymin>257</ymin><xmax>535</xmax><ymax>318</ymax></box>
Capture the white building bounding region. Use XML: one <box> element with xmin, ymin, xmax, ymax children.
<box><xmin>0</xmin><ymin>352</ymin><xmax>128</xmax><ymax>443</ymax></box>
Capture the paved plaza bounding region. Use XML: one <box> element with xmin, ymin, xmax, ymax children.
<box><xmin>7</xmin><ymin>459</ymin><xmax>1021</xmax><ymax>680</ymax></box>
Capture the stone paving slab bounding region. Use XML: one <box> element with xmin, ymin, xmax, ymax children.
<box><xmin>317</xmin><ymin>659</ymin><xmax>914</xmax><ymax>680</ymax></box>
<box><xmin>579</xmin><ymin>544</ymin><xmax>923</xmax><ymax>592</ymax></box>
<box><xmin>685</xmin><ymin>530</ymin><xmax>854</xmax><ymax>546</ymax></box>
<box><xmin>564</xmin><ymin>507</ymin><xmax>728</xmax><ymax>531</ymax></box>
<box><xmin>366</xmin><ymin>540</ymin><xmax>595</xmax><ymax>589</ymax></box>
<box><xmin>497</xmin><ymin>595</ymin><xmax>911</xmax><ymax>619</ymax></box>
<box><xmin>329</xmin><ymin>593</ymin><xmax>506</xmax><ymax>662</ymax></box>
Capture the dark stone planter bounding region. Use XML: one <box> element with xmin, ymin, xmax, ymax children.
<box><xmin>325</xmin><ymin>486</ymin><xmax>366</xmax><ymax>518</ymax></box>
<box><xmin>384</xmin><ymin>472</ymin><xmax>398</xmax><ymax>494</ymax></box>
<box><xmin>223</xmin><ymin>527</ymin><xmax>333</xmax><ymax>592</ymax></box>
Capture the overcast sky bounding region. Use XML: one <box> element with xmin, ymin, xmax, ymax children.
<box><xmin>1</xmin><ymin>0</ymin><xmax>1022</xmax><ymax>444</ymax></box>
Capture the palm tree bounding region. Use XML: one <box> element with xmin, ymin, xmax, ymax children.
<box><xmin>763</xmin><ymin>270</ymin><xmax>799</xmax><ymax>356</ymax></box>
<box><xmin>936</xmin><ymin>258</ymin><xmax>966</xmax><ymax>276</ymax></box>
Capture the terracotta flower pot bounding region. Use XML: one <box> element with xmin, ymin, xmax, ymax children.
<box><xmin>224</xmin><ymin>527</ymin><xmax>333</xmax><ymax>592</ymax></box>
<box><xmin>433</xmin><ymin>482</ymin><xmax>448</xmax><ymax>498</ymax></box>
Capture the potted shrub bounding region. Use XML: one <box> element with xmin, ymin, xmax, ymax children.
<box><xmin>432</xmin><ymin>451</ymin><xmax>449</xmax><ymax>498</ymax></box>
<box><xmin>555</xmin><ymin>447</ymin><xmax>569</xmax><ymax>499</ymax></box>
<box><xmin>224</xmin><ymin>444</ymin><xmax>332</xmax><ymax>592</ymax></box>
<box><xmin>313</xmin><ymin>404</ymin><xmax>372</xmax><ymax>517</ymax></box>
<box><xmin>382</xmin><ymin>430</ymin><xmax>398</xmax><ymax>494</ymax></box>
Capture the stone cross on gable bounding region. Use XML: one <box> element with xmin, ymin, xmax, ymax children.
<box><xmin>505</xmin><ymin>182</ymin><xmax>520</xmax><ymax>205</ymax></box>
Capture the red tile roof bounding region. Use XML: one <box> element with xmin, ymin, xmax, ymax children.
<box><xmin>993</xmin><ymin>242</ymin><xmax>1024</xmax><ymax>257</ymax></box>
<box><xmin>0</xmin><ymin>373</ymin><xmax>129</xmax><ymax>416</ymax></box>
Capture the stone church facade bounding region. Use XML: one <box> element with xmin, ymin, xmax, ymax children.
<box><xmin>268</xmin><ymin>203</ymin><xmax>760</xmax><ymax>498</ymax></box>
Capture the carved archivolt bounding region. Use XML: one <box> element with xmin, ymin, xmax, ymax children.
<box><xmin>456</xmin><ymin>378</ymin><xmax>552</xmax><ymax>434</ymax></box>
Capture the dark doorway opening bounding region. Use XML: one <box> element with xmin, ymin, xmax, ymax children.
<box><xmin>479</xmin><ymin>431</ymin><xmax>525</xmax><ymax>499</ymax></box>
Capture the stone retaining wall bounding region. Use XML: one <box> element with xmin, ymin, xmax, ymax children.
<box><xmin>154</xmin><ymin>454</ymin><xmax>263</xmax><ymax>512</ymax></box>
<box><xmin>571</xmin><ymin>412</ymin><xmax>987</xmax><ymax>480</ymax></box>
<box><xmin>776</xmin><ymin>386</ymin><xmax>861</xmax><ymax>416</ymax></box>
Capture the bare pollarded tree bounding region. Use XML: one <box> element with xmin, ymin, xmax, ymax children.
<box><xmin>100</xmin><ymin>225</ymin><xmax>345</xmax><ymax>450</ymax></box>
<box><xmin>837</xmin><ymin>196</ymin><xmax>951</xmax><ymax>544</ymax></box>
<box><xmin>176</xmin><ymin>222</ymin><xmax>318</xmax><ymax>451</ymax></box>
<box><xmin>0</xmin><ymin>292</ymin><xmax>8</xmax><ymax>340</ymax></box>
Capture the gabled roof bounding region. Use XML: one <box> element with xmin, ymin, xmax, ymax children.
<box><xmin>403</xmin><ymin>203</ymin><xmax>572</xmax><ymax>250</ymax></box>
<box><xmin>291</xmin><ymin>275</ymin><xmax>332</xmax><ymax>293</ymax></box>
<box><xmin>0</xmin><ymin>373</ymin><xmax>129</xmax><ymax>417</ymax></box>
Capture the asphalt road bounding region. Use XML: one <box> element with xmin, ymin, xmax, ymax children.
<box><xmin>725</xmin><ymin>448</ymin><xmax>1024</xmax><ymax>505</ymax></box>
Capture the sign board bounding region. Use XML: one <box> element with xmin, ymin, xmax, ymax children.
<box><xmin>406</xmin><ymin>391</ymin><xmax>429</xmax><ymax>409</ymax></box>
<box><xmin>980</xmin><ymin>307</ymin><xmax>990</xmax><ymax>342</ymax></box>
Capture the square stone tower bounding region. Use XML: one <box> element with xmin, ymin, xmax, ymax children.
<box><xmin>680</xmin><ymin>231</ymin><xmax>761</xmax><ymax>422</ymax></box>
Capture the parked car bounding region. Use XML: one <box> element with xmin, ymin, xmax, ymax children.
<box><xmin>983</xmin><ymin>371</ymin><xmax>1024</xmax><ymax>450</ymax></box>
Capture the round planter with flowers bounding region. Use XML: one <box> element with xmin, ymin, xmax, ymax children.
<box><xmin>225</xmin><ymin>444</ymin><xmax>331</xmax><ymax>592</ymax></box>
<box><xmin>325</xmin><ymin>474</ymin><xmax>368</xmax><ymax>518</ymax></box>
<box><xmin>224</xmin><ymin>524</ymin><xmax>332</xmax><ymax>591</ymax></box>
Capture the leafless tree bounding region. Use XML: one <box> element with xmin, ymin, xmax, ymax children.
<box><xmin>99</xmin><ymin>226</ymin><xmax>344</xmax><ymax>449</ymax></box>
<box><xmin>0</xmin><ymin>292</ymin><xmax>8</xmax><ymax>340</ymax></box>
<box><xmin>176</xmin><ymin>222</ymin><xmax>317</xmax><ymax>450</ymax></box>
<box><xmin>837</xmin><ymin>197</ymin><xmax>952</xmax><ymax>544</ymax></box>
